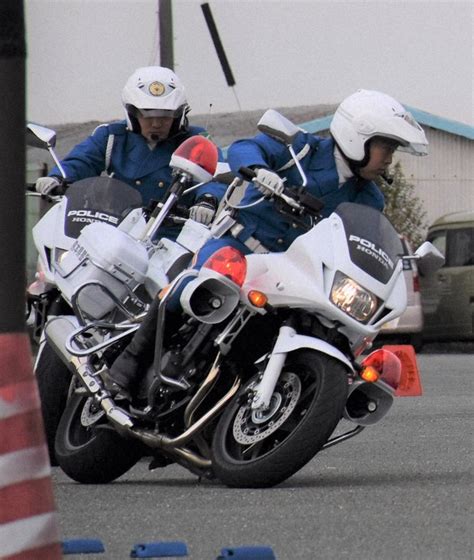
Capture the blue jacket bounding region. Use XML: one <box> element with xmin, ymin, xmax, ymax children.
<box><xmin>49</xmin><ymin>121</ymin><xmax>226</xmax><ymax>207</ymax></box>
<box><xmin>227</xmin><ymin>131</ymin><xmax>385</xmax><ymax>252</ymax></box>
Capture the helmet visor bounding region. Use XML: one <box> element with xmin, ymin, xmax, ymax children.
<box><xmin>397</xmin><ymin>142</ymin><xmax>429</xmax><ymax>157</ymax></box>
<box><xmin>372</xmin><ymin>111</ymin><xmax>429</xmax><ymax>157</ymax></box>
<box><xmin>127</xmin><ymin>105</ymin><xmax>183</xmax><ymax>120</ymax></box>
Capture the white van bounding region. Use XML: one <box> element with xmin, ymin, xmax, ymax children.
<box><xmin>420</xmin><ymin>211</ymin><xmax>474</xmax><ymax>340</ymax></box>
<box><xmin>379</xmin><ymin>236</ymin><xmax>423</xmax><ymax>350</ymax></box>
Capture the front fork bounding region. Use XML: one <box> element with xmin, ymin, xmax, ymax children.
<box><xmin>251</xmin><ymin>325</ymin><xmax>295</xmax><ymax>411</ymax></box>
<box><xmin>250</xmin><ymin>324</ymin><xmax>355</xmax><ymax>412</ymax></box>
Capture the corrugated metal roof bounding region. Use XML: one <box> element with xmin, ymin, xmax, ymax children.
<box><xmin>299</xmin><ymin>107</ymin><xmax>474</xmax><ymax>141</ymax></box>
<box><xmin>405</xmin><ymin>107</ymin><xmax>474</xmax><ymax>141</ymax></box>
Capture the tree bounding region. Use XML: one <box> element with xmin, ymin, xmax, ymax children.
<box><xmin>376</xmin><ymin>161</ymin><xmax>428</xmax><ymax>247</ymax></box>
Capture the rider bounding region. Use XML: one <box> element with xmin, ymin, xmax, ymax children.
<box><xmin>104</xmin><ymin>89</ymin><xmax>428</xmax><ymax>398</ymax></box>
<box><xmin>35</xmin><ymin>66</ymin><xmax>225</xmax><ymax>228</ymax></box>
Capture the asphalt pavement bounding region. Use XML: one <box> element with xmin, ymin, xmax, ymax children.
<box><xmin>49</xmin><ymin>351</ymin><xmax>473</xmax><ymax>560</ymax></box>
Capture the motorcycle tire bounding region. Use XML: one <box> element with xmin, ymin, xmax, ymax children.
<box><xmin>35</xmin><ymin>341</ymin><xmax>72</xmax><ymax>466</ymax></box>
<box><xmin>212</xmin><ymin>350</ymin><xmax>348</xmax><ymax>488</ymax></box>
<box><xmin>55</xmin><ymin>393</ymin><xmax>143</xmax><ymax>484</ymax></box>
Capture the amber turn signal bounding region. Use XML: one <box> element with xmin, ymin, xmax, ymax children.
<box><xmin>248</xmin><ymin>290</ymin><xmax>268</xmax><ymax>308</ymax></box>
<box><xmin>360</xmin><ymin>366</ymin><xmax>380</xmax><ymax>383</ymax></box>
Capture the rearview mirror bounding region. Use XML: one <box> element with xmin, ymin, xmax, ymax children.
<box><xmin>212</xmin><ymin>162</ymin><xmax>236</xmax><ymax>185</ymax></box>
<box><xmin>415</xmin><ymin>241</ymin><xmax>445</xmax><ymax>275</ymax></box>
<box><xmin>26</xmin><ymin>123</ymin><xmax>57</xmax><ymax>149</ymax></box>
<box><xmin>257</xmin><ymin>109</ymin><xmax>300</xmax><ymax>144</ymax></box>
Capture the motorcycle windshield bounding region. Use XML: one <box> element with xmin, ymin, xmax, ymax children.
<box><xmin>63</xmin><ymin>176</ymin><xmax>143</xmax><ymax>238</ymax></box>
<box><xmin>335</xmin><ymin>202</ymin><xmax>403</xmax><ymax>284</ymax></box>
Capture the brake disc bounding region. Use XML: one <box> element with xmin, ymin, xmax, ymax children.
<box><xmin>80</xmin><ymin>397</ymin><xmax>106</xmax><ymax>427</ymax></box>
<box><xmin>232</xmin><ymin>372</ymin><xmax>302</xmax><ymax>444</ymax></box>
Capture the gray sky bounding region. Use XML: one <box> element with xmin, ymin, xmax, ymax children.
<box><xmin>25</xmin><ymin>0</ymin><xmax>473</xmax><ymax>126</ymax></box>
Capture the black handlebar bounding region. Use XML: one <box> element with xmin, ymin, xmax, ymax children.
<box><xmin>293</xmin><ymin>188</ymin><xmax>325</xmax><ymax>214</ymax></box>
<box><xmin>238</xmin><ymin>166</ymin><xmax>257</xmax><ymax>182</ymax></box>
<box><xmin>25</xmin><ymin>179</ymin><xmax>69</xmax><ymax>197</ymax></box>
<box><xmin>238</xmin><ymin>166</ymin><xmax>324</xmax><ymax>219</ymax></box>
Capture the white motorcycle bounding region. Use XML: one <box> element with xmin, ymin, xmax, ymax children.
<box><xmin>27</xmin><ymin>123</ymin><xmax>222</xmax><ymax>464</ymax></box>
<box><xmin>26</xmin><ymin>123</ymin><xmax>148</xmax><ymax>341</ymax></box>
<box><xmin>40</xmin><ymin>111</ymin><xmax>444</xmax><ymax>487</ymax></box>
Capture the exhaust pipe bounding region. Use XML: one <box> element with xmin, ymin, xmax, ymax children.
<box><xmin>44</xmin><ymin>316</ymin><xmax>81</xmax><ymax>372</ymax></box>
<box><xmin>344</xmin><ymin>379</ymin><xmax>394</xmax><ymax>426</ymax></box>
<box><xmin>44</xmin><ymin>316</ymin><xmax>133</xmax><ymax>428</ymax></box>
<box><xmin>44</xmin><ymin>317</ymin><xmax>239</xmax><ymax>470</ymax></box>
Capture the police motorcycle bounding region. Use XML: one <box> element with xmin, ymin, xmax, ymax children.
<box><xmin>26</xmin><ymin>122</ymin><xmax>222</xmax><ymax>464</ymax></box>
<box><xmin>27</xmin><ymin>123</ymin><xmax>147</xmax><ymax>463</ymax></box>
<box><xmin>26</xmin><ymin>124</ymin><xmax>155</xmax><ymax>341</ymax></box>
<box><xmin>44</xmin><ymin>111</ymin><xmax>444</xmax><ymax>487</ymax></box>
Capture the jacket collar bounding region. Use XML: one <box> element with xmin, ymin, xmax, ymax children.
<box><xmin>333</xmin><ymin>145</ymin><xmax>354</xmax><ymax>185</ymax></box>
<box><xmin>307</xmin><ymin>136</ymin><xmax>337</xmax><ymax>171</ymax></box>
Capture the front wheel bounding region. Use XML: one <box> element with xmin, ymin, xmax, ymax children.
<box><xmin>55</xmin><ymin>393</ymin><xmax>143</xmax><ymax>483</ymax></box>
<box><xmin>35</xmin><ymin>341</ymin><xmax>72</xmax><ymax>466</ymax></box>
<box><xmin>212</xmin><ymin>350</ymin><xmax>348</xmax><ymax>488</ymax></box>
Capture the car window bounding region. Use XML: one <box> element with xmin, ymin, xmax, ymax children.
<box><xmin>446</xmin><ymin>228</ymin><xmax>474</xmax><ymax>267</ymax></box>
<box><xmin>427</xmin><ymin>230</ymin><xmax>447</xmax><ymax>260</ymax></box>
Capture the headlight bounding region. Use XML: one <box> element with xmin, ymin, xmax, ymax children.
<box><xmin>55</xmin><ymin>248</ymin><xmax>69</xmax><ymax>266</ymax></box>
<box><xmin>330</xmin><ymin>271</ymin><xmax>378</xmax><ymax>323</ymax></box>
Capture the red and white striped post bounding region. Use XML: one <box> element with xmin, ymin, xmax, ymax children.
<box><xmin>0</xmin><ymin>2</ymin><xmax>62</xmax><ymax>558</ymax></box>
<box><xmin>0</xmin><ymin>335</ymin><xmax>62</xmax><ymax>559</ymax></box>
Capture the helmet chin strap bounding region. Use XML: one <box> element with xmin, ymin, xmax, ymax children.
<box><xmin>335</xmin><ymin>144</ymin><xmax>365</xmax><ymax>179</ymax></box>
<box><xmin>334</xmin><ymin>137</ymin><xmax>372</xmax><ymax>179</ymax></box>
<box><xmin>347</xmin><ymin>151</ymin><xmax>393</xmax><ymax>184</ymax></box>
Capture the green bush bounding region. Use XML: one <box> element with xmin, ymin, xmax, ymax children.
<box><xmin>376</xmin><ymin>161</ymin><xmax>428</xmax><ymax>247</ymax></box>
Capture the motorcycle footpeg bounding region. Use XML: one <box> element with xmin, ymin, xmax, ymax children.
<box><xmin>99</xmin><ymin>368</ymin><xmax>132</xmax><ymax>401</ymax></box>
<box><xmin>110</xmin><ymin>386</ymin><xmax>133</xmax><ymax>402</ymax></box>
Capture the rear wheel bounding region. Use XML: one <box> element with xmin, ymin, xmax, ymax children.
<box><xmin>55</xmin><ymin>393</ymin><xmax>143</xmax><ymax>483</ymax></box>
<box><xmin>35</xmin><ymin>341</ymin><xmax>72</xmax><ymax>466</ymax></box>
<box><xmin>212</xmin><ymin>350</ymin><xmax>348</xmax><ymax>488</ymax></box>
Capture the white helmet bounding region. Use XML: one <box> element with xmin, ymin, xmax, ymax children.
<box><xmin>122</xmin><ymin>66</ymin><xmax>189</xmax><ymax>135</ymax></box>
<box><xmin>330</xmin><ymin>89</ymin><xmax>428</xmax><ymax>163</ymax></box>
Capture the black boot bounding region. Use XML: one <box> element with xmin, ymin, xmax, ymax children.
<box><xmin>106</xmin><ymin>300</ymin><xmax>183</xmax><ymax>395</ymax></box>
<box><xmin>107</xmin><ymin>298</ymin><xmax>160</xmax><ymax>393</ymax></box>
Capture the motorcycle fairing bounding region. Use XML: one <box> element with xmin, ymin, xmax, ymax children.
<box><xmin>64</xmin><ymin>177</ymin><xmax>143</xmax><ymax>238</ymax></box>
<box><xmin>242</xmin><ymin>204</ymin><xmax>407</xmax><ymax>351</ymax></box>
<box><xmin>334</xmin><ymin>203</ymin><xmax>403</xmax><ymax>285</ymax></box>
<box><xmin>254</xmin><ymin>328</ymin><xmax>355</xmax><ymax>373</ymax></box>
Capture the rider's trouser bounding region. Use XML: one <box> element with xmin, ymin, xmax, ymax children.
<box><xmin>108</xmin><ymin>236</ymin><xmax>252</xmax><ymax>390</ymax></box>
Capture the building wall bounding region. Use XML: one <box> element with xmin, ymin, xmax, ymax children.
<box><xmin>394</xmin><ymin>128</ymin><xmax>474</xmax><ymax>228</ymax></box>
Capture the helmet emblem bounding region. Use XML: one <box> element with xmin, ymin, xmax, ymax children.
<box><xmin>148</xmin><ymin>81</ymin><xmax>166</xmax><ymax>96</ymax></box>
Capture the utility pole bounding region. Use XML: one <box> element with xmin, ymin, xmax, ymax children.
<box><xmin>159</xmin><ymin>0</ymin><xmax>174</xmax><ymax>69</ymax></box>
<box><xmin>0</xmin><ymin>0</ymin><xmax>26</xmax><ymax>332</ymax></box>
